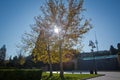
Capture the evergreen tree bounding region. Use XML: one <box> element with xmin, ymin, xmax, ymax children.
<box><xmin>0</xmin><ymin>45</ymin><xmax>6</xmax><ymax>66</ymax></box>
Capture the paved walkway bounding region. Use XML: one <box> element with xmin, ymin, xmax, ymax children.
<box><xmin>87</xmin><ymin>71</ymin><xmax>120</xmax><ymax>80</ymax></box>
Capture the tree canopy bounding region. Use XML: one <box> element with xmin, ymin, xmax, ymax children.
<box><xmin>24</xmin><ymin>0</ymin><xmax>92</xmax><ymax>63</ymax></box>
<box><xmin>18</xmin><ymin>0</ymin><xmax>92</xmax><ymax>78</ymax></box>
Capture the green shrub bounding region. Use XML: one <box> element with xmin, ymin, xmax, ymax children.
<box><xmin>0</xmin><ymin>69</ymin><xmax>42</xmax><ymax>80</ymax></box>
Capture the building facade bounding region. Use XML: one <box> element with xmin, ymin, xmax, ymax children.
<box><xmin>73</xmin><ymin>50</ymin><xmax>120</xmax><ymax>71</ymax></box>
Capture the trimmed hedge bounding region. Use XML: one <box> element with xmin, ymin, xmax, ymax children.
<box><xmin>0</xmin><ymin>69</ymin><xmax>42</xmax><ymax>80</ymax></box>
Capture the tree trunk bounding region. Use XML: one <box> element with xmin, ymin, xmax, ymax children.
<box><xmin>59</xmin><ymin>40</ymin><xmax>64</xmax><ymax>79</ymax></box>
<box><xmin>49</xmin><ymin>62</ymin><xmax>53</xmax><ymax>77</ymax></box>
<box><xmin>60</xmin><ymin>53</ymin><xmax>64</xmax><ymax>79</ymax></box>
<box><xmin>48</xmin><ymin>41</ymin><xmax>53</xmax><ymax>77</ymax></box>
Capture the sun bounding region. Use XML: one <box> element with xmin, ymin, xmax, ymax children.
<box><xmin>54</xmin><ymin>25</ymin><xmax>59</xmax><ymax>34</ymax></box>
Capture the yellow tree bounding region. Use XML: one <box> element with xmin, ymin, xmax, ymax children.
<box><xmin>18</xmin><ymin>53</ymin><xmax>25</xmax><ymax>66</ymax></box>
<box><xmin>33</xmin><ymin>0</ymin><xmax>92</xmax><ymax>79</ymax></box>
<box><xmin>32</xmin><ymin>29</ymin><xmax>58</xmax><ymax>77</ymax></box>
<box><xmin>19</xmin><ymin>0</ymin><xmax>92</xmax><ymax>79</ymax></box>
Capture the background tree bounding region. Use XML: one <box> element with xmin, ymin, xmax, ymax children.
<box><xmin>19</xmin><ymin>0</ymin><xmax>92</xmax><ymax>79</ymax></box>
<box><xmin>12</xmin><ymin>56</ymin><xmax>18</xmax><ymax>68</ymax></box>
<box><xmin>17</xmin><ymin>53</ymin><xmax>25</xmax><ymax>68</ymax></box>
<box><xmin>110</xmin><ymin>45</ymin><xmax>117</xmax><ymax>55</ymax></box>
<box><xmin>7</xmin><ymin>56</ymin><xmax>13</xmax><ymax>67</ymax></box>
<box><xmin>0</xmin><ymin>45</ymin><xmax>6</xmax><ymax>66</ymax></box>
<box><xmin>117</xmin><ymin>43</ymin><xmax>120</xmax><ymax>55</ymax></box>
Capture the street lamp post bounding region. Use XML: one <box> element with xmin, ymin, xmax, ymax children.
<box><xmin>89</xmin><ymin>40</ymin><xmax>97</xmax><ymax>74</ymax></box>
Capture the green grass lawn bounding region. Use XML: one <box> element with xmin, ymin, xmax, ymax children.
<box><xmin>42</xmin><ymin>72</ymin><xmax>100</xmax><ymax>80</ymax></box>
<box><xmin>0</xmin><ymin>69</ymin><xmax>102</xmax><ymax>80</ymax></box>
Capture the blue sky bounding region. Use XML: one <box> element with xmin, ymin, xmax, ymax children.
<box><xmin>0</xmin><ymin>0</ymin><xmax>120</xmax><ymax>59</ymax></box>
<box><xmin>83</xmin><ymin>0</ymin><xmax>120</xmax><ymax>52</ymax></box>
